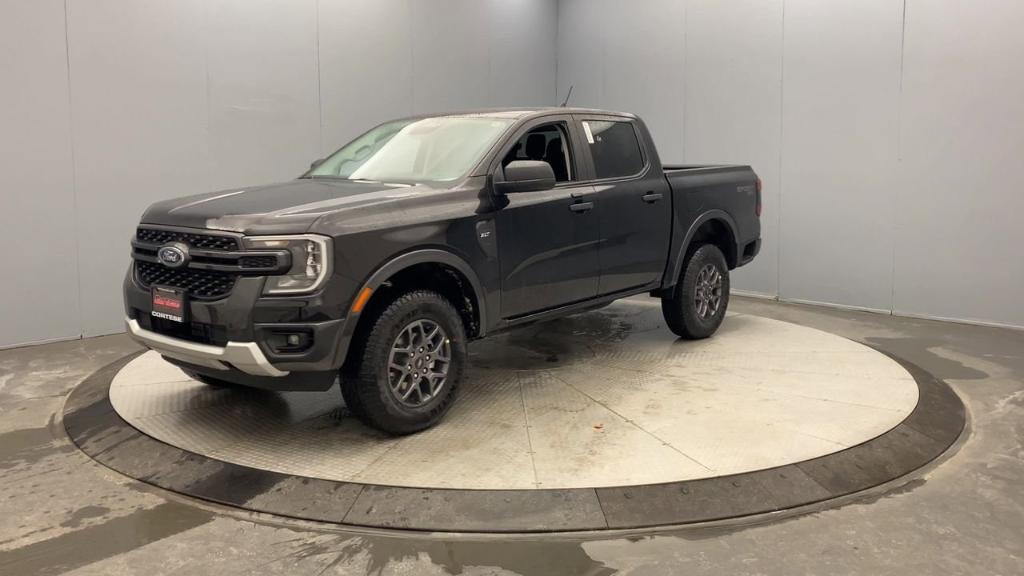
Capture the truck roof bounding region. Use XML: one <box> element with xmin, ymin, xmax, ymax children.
<box><xmin>400</xmin><ymin>107</ymin><xmax>638</xmax><ymax>122</ymax></box>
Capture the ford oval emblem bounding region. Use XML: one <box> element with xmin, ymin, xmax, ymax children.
<box><xmin>157</xmin><ymin>243</ymin><xmax>189</xmax><ymax>269</ymax></box>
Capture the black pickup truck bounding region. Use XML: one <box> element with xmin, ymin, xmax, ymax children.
<box><xmin>125</xmin><ymin>108</ymin><xmax>761</xmax><ymax>434</ymax></box>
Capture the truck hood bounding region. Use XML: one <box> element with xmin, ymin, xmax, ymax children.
<box><xmin>140</xmin><ymin>178</ymin><xmax>423</xmax><ymax>235</ymax></box>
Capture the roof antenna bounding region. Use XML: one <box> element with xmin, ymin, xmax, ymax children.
<box><xmin>560</xmin><ymin>85</ymin><xmax>574</xmax><ymax>107</ymax></box>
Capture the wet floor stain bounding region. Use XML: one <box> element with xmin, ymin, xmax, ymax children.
<box><xmin>468</xmin><ymin>312</ymin><xmax>635</xmax><ymax>372</ymax></box>
<box><xmin>0</xmin><ymin>410</ymin><xmax>212</xmax><ymax>575</ymax></box>
<box><xmin>58</xmin><ymin>505</ymin><xmax>111</xmax><ymax>529</ymax></box>
<box><xmin>0</xmin><ymin>426</ymin><xmax>68</xmax><ymax>471</ymax></box>
<box><xmin>0</xmin><ymin>502</ymin><xmax>214</xmax><ymax>576</ymax></box>
<box><xmin>277</xmin><ymin>534</ymin><xmax>617</xmax><ymax>576</ymax></box>
<box><xmin>865</xmin><ymin>337</ymin><xmax>990</xmax><ymax>380</ymax></box>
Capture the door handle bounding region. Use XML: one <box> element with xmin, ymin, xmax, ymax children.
<box><xmin>569</xmin><ymin>201</ymin><xmax>594</xmax><ymax>213</ymax></box>
<box><xmin>642</xmin><ymin>191</ymin><xmax>663</xmax><ymax>203</ymax></box>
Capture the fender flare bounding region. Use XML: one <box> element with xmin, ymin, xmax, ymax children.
<box><xmin>664</xmin><ymin>210</ymin><xmax>740</xmax><ymax>289</ymax></box>
<box><xmin>356</xmin><ymin>249</ymin><xmax>488</xmax><ymax>336</ymax></box>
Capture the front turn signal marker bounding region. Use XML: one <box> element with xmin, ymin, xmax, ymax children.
<box><xmin>351</xmin><ymin>287</ymin><xmax>373</xmax><ymax>313</ymax></box>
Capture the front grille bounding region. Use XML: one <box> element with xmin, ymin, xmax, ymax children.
<box><xmin>239</xmin><ymin>255</ymin><xmax>277</xmax><ymax>268</ymax></box>
<box><xmin>136</xmin><ymin>227</ymin><xmax>239</xmax><ymax>251</ymax></box>
<box><xmin>136</xmin><ymin>260</ymin><xmax>235</xmax><ymax>298</ymax></box>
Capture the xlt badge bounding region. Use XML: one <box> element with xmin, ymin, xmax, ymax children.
<box><xmin>475</xmin><ymin>220</ymin><xmax>496</xmax><ymax>260</ymax></box>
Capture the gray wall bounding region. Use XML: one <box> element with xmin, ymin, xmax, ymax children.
<box><xmin>557</xmin><ymin>0</ymin><xmax>1024</xmax><ymax>329</ymax></box>
<box><xmin>3</xmin><ymin>0</ymin><xmax>1022</xmax><ymax>349</ymax></box>
<box><xmin>0</xmin><ymin>0</ymin><xmax>79</xmax><ymax>347</ymax></box>
<box><xmin>0</xmin><ymin>0</ymin><xmax>557</xmax><ymax>348</ymax></box>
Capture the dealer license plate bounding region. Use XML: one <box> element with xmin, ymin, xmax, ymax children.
<box><xmin>151</xmin><ymin>286</ymin><xmax>187</xmax><ymax>323</ymax></box>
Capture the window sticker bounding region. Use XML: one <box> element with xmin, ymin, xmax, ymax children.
<box><xmin>582</xmin><ymin>121</ymin><xmax>595</xmax><ymax>144</ymax></box>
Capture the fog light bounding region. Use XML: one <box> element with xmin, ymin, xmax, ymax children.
<box><xmin>268</xmin><ymin>331</ymin><xmax>312</xmax><ymax>354</ymax></box>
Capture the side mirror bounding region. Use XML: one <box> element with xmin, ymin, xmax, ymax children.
<box><xmin>310</xmin><ymin>158</ymin><xmax>325</xmax><ymax>170</ymax></box>
<box><xmin>495</xmin><ymin>160</ymin><xmax>556</xmax><ymax>194</ymax></box>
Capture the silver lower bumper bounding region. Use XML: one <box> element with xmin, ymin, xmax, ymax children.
<box><xmin>126</xmin><ymin>318</ymin><xmax>288</xmax><ymax>377</ymax></box>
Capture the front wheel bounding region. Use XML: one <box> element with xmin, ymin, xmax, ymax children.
<box><xmin>340</xmin><ymin>290</ymin><xmax>466</xmax><ymax>435</ymax></box>
<box><xmin>661</xmin><ymin>243</ymin><xmax>730</xmax><ymax>339</ymax></box>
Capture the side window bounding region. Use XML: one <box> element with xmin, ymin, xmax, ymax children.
<box><xmin>501</xmin><ymin>122</ymin><xmax>574</xmax><ymax>183</ymax></box>
<box><xmin>582</xmin><ymin>120</ymin><xmax>644</xmax><ymax>179</ymax></box>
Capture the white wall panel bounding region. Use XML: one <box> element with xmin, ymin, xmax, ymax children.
<box><xmin>894</xmin><ymin>0</ymin><xmax>1024</xmax><ymax>327</ymax></box>
<box><xmin>554</xmin><ymin>0</ymin><xmax>1022</xmax><ymax>327</ymax></box>
<box><xmin>0</xmin><ymin>0</ymin><xmax>79</xmax><ymax>347</ymax></box>
<box><xmin>410</xmin><ymin>0</ymin><xmax>490</xmax><ymax>113</ymax></box>
<box><xmin>684</xmin><ymin>0</ymin><xmax>783</xmax><ymax>296</ymax></box>
<box><xmin>603</xmin><ymin>0</ymin><xmax>685</xmax><ymax>161</ymax></box>
<box><xmin>557</xmin><ymin>0</ymin><xmax>685</xmax><ymax>160</ymax></box>
<box><xmin>205</xmin><ymin>0</ymin><xmax>321</xmax><ymax>190</ymax></box>
<box><xmin>778</xmin><ymin>0</ymin><xmax>903</xmax><ymax>311</ymax></box>
<box><xmin>15</xmin><ymin>0</ymin><xmax>1020</xmax><ymax>345</ymax></box>
<box><xmin>488</xmin><ymin>0</ymin><xmax>558</xmax><ymax>107</ymax></box>
<box><xmin>320</xmin><ymin>0</ymin><xmax>557</xmax><ymax>153</ymax></box>
<box><xmin>556</xmin><ymin>0</ymin><xmax>605</xmax><ymax>107</ymax></box>
<box><xmin>67</xmin><ymin>0</ymin><xmax>212</xmax><ymax>336</ymax></box>
<box><xmin>1</xmin><ymin>0</ymin><xmax>559</xmax><ymax>346</ymax></box>
<box><xmin>318</xmin><ymin>0</ymin><xmax>414</xmax><ymax>154</ymax></box>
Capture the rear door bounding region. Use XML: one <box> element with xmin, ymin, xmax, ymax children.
<box><xmin>492</xmin><ymin>116</ymin><xmax>600</xmax><ymax>318</ymax></box>
<box><xmin>575</xmin><ymin>116</ymin><xmax>671</xmax><ymax>295</ymax></box>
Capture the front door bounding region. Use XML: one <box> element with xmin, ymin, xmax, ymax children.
<box><xmin>577</xmin><ymin>117</ymin><xmax>671</xmax><ymax>295</ymax></box>
<box><xmin>494</xmin><ymin>118</ymin><xmax>600</xmax><ymax>318</ymax></box>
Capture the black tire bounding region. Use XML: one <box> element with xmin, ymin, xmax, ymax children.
<box><xmin>340</xmin><ymin>290</ymin><xmax>466</xmax><ymax>435</ymax></box>
<box><xmin>661</xmin><ymin>243</ymin><xmax>730</xmax><ymax>339</ymax></box>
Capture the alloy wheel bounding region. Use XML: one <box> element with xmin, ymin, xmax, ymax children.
<box><xmin>694</xmin><ymin>263</ymin><xmax>723</xmax><ymax>320</ymax></box>
<box><xmin>387</xmin><ymin>319</ymin><xmax>452</xmax><ymax>407</ymax></box>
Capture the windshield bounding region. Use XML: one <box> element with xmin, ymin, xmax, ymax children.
<box><xmin>307</xmin><ymin>116</ymin><xmax>514</xmax><ymax>182</ymax></box>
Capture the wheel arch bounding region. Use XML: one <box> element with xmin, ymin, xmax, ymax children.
<box><xmin>352</xmin><ymin>249</ymin><xmax>488</xmax><ymax>339</ymax></box>
<box><xmin>663</xmin><ymin>211</ymin><xmax>740</xmax><ymax>289</ymax></box>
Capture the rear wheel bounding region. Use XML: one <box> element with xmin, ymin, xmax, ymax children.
<box><xmin>661</xmin><ymin>243</ymin><xmax>730</xmax><ymax>339</ymax></box>
<box><xmin>340</xmin><ymin>290</ymin><xmax>465</xmax><ymax>435</ymax></box>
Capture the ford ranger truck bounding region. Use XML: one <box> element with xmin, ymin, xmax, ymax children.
<box><xmin>125</xmin><ymin>108</ymin><xmax>761</xmax><ymax>434</ymax></box>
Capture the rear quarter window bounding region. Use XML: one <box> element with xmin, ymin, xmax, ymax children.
<box><xmin>582</xmin><ymin>120</ymin><xmax>644</xmax><ymax>179</ymax></box>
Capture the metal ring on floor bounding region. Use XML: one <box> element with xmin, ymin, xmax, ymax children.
<box><xmin>63</xmin><ymin>319</ymin><xmax>965</xmax><ymax>533</ymax></box>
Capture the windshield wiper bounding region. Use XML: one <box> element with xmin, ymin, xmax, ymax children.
<box><xmin>303</xmin><ymin>175</ymin><xmax>412</xmax><ymax>187</ymax></box>
<box><xmin>304</xmin><ymin>175</ymin><xmax>379</xmax><ymax>183</ymax></box>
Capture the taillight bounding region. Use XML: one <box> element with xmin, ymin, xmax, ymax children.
<box><xmin>755</xmin><ymin>177</ymin><xmax>762</xmax><ymax>217</ymax></box>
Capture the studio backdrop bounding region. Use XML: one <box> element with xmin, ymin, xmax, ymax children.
<box><xmin>2</xmin><ymin>0</ymin><xmax>1021</xmax><ymax>349</ymax></box>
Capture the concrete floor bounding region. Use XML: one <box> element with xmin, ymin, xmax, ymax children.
<box><xmin>0</xmin><ymin>296</ymin><xmax>1021</xmax><ymax>575</ymax></box>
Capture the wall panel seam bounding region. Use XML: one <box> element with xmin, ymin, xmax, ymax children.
<box><xmin>776</xmin><ymin>0</ymin><xmax>787</xmax><ymax>298</ymax></box>
<box><xmin>890</xmin><ymin>0</ymin><xmax>909</xmax><ymax>314</ymax></box>
<box><xmin>314</xmin><ymin>0</ymin><xmax>324</xmax><ymax>155</ymax></box>
<box><xmin>64</xmin><ymin>0</ymin><xmax>85</xmax><ymax>340</ymax></box>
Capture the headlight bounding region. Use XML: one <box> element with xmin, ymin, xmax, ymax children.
<box><xmin>243</xmin><ymin>235</ymin><xmax>332</xmax><ymax>295</ymax></box>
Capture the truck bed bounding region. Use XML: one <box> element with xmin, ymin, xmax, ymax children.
<box><xmin>663</xmin><ymin>164</ymin><xmax>734</xmax><ymax>173</ymax></box>
<box><xmin>662</xmin><ymin>162</ymin><xmax>761</xmax><ymax>270</ymax></box>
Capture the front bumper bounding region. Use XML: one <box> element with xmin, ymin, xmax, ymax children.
<box><xmin>124</xmin><ymin>264</ymin><xmax>359</xmax><ymax>391</ymax></box>
<box><xmin>127</xmin><ymin>318</ymin><xmax>285</xmax><ymax>377</ymax></box>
